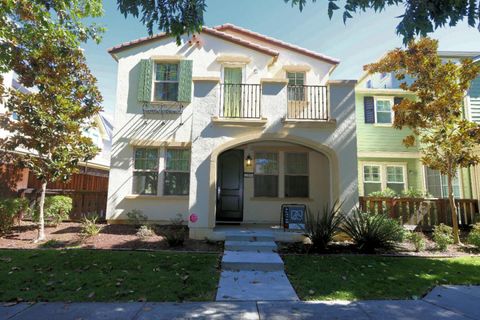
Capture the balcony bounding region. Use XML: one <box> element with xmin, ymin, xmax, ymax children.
<box><xmin>286</xmin><ymin>85</ymin><xmax>328</xmax><ymax>120</ymax></box>
<box><xmin>219</xmin><ymin>83</ymin><xmax>262</xmax><ymax>119</ymax></box>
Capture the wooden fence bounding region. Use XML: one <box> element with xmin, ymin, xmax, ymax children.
<box><xmin>21</xmin><ymin>172</ymin><xmax>109</xmax><ymax>221</ymax></box>
<box><xmin>359</xmin><ymin>197</ymin><xmax>479</xmax><ymax>229</ymax></box>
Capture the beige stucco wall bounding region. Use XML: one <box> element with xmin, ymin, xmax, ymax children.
<box><xmin>106</xmin><ymin>32</ymin><xmax>358</xmax><ymax>239</ymax></box>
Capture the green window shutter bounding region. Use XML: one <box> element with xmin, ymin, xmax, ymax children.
<box><xmin>137</xmin><ymin>59</ymin><xmax>153</xmax><ymax>102</ymax></box>
<box><xmin>177</xmin><ymin>60</ymin><xmax>193</xmax><ymax>102</ymax></box>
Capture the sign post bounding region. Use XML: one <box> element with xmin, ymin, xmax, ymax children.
<box><xmin>281</xmin><ymin>204</ymin><xmax>307</xmax><ymax>231</ymax></box>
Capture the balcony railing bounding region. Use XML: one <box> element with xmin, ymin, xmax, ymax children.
<box><xmin>219</xmin><ymin>83</ymin><xmax>261</xmax><ymax>118</ymax></box>
<box><xmin>287</xmin><ymin>85</ymin><xmax>328</xmax><ymax>120</ymax></box>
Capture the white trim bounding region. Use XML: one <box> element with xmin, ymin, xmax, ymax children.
<box><xmin>360</xmin><ymin>161</ymin><xmax>408</xmax><ymax>195</ymax></box>
<box><xmin>374</xmin><ymin>96</ymin><xmax>394</xmax><ymax>125</ymax></box>
<box><xmin>356</xmin><ymin>88</ymin><xmax>412</xmax><ymax>95</ymax></box>
<box><xmin>358</xmin><ymin>151</ymin><xmax>421</xmax><ymax>158</ymax></box>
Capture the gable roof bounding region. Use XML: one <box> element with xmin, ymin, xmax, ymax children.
<box><xmin>214</xmin><ymin>23</ymin><xmax>339</xmax><ymax>65</ymax></box>
<box><xmin>108</xmin><ymin>26</ymin><xmax>279</xmax><ymax>59</ymax></box>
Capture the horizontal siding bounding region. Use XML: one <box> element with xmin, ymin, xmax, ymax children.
<box><xmin>357</xmin><ymin>157</ymin><xmax>423</xmax><ymax>196</ymax></box>
<box><xmin>356</xmin><ymin>93</ymin><xmax>419</xmax><ymax>153</ymax></box>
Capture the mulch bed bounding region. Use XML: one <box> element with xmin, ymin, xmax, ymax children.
<box><xmin>0</xmin><ymin>221</ymin><xmax>223</xmax><ymax>252</ymax></box>
<box><xmin>278</xmin><ymin>230</ymin><xmax>480</xmax><ymax>257</ymax></box>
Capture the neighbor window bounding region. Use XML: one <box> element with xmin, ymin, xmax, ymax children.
<box><xmin>254</xmin><ymin>152</ymin><xmax>279</xmax><ymax>197</ymax></box>
<box><xmin>133</xmin><ymin>148</ymin><xmax>159</xmax><ymax>195</ymax></box>
<box><xmin>154</xmin><ymin>63</ymin><xmax>179</xmax><ymax>101</ymax></box>
<box><xmin>287</xmin><ymin>72</ymin><xmax>305</xmax><ymax>101</ymax></box>
<box><xmin>363</xmin><ymin>165</ymin><xmax>382</xmax><ymax>195</ymax></box>
<box><xmin>386</xmin><ymin>166</ymin><xmax>405</xmax><ymax>194</ymax></box>
<box><xmin>285</xmin><ymin>152</ymin><xmax>309</xmax><ymax>198</ymax></box>
<box><xmin>425</xmin><ymin>167</ymin><xmax>461</xmax><ymax>198</ymax></box>
<box><xmin>164</xmin><ymin>148</ymin><xmax>190</xmax><ymax>195</ymax></box>
<box><xmin>375</xmin><ymin>98</ymin><xmax>393</xmax><ymax>124</ymax></box>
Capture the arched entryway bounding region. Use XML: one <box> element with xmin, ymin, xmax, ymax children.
<box><xmin>212</xmin><ymin>134</ymin><xmax>338</xmax><ymax>226</ymax></box>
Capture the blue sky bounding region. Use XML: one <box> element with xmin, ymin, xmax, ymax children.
<box><xmin>83</xmin><ymin>0</ymin><xmax>480</xmax><ymax>117</ymax></box>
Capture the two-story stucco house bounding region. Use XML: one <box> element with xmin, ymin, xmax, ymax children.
<box><xmin>106</xmin><ymin>24</ymin><xmax>358</xmax><ymax>239</ymax></box>
<box><xmin>355</xmin><ymin>52</ymin><xmax>480</xmax><ymax>199</ymax></box>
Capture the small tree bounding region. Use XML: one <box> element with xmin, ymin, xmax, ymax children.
<box><xmin>0</xmin><ymin>1</ymin><xmax>103</xmax><ymax>241</ymax></box>
<box><xmin>365</xmin><ymin>38</ymin><xmax>480</xmax><ymax>244</ymax></box>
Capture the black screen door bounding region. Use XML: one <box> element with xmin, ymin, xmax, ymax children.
<box><xmin>216</xmin><ymin>149</ymin><xmax>244</xmax><ymax>222</ymax></box>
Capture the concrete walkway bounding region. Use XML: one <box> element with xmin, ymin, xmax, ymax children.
<box><xmin>1</xmin><ymin>285</ymin><xmax>479</xmax><ymax>320</ymax></box>
<box><xmin>215</xmin><ymin>230</ymin><xmax>299</xmax><ymax>301</ymax></box>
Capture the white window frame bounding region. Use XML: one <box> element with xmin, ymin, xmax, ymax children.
<box><xmin>361</xmin><ymin>162</ymin><xmax>408</xmax><ymax>196</ymax></box>
<box><xmin>423</xmin><ymin>166</ymin><xmax>463</xmax><ymax>198</ymax></box>
<box><xmin>152</xmin><ymin>61</ymin><xmax>180</xmax><ymax>102</ymax></box>
<box><xmin>374</xmin><ymin>96</ymin><xmax>394</xmax><ymax>125</ymax></box>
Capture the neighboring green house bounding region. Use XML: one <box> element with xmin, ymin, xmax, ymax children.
<box><xmin>355</xmin><ymin>51</ymin><xmax>480</xmax><ymax>199</ymax></box>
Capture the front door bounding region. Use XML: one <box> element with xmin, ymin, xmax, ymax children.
<box><xmin>216</xmin><ymin>149</ymin><xmax>244</xmax><ymax>222</ymax></box>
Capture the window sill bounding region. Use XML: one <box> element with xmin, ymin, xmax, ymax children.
<box><xmin>373</xmin><ymin>123</ymin><xmax>393</xmax><ymax>127</ymax></box>
<box><xmin>211</xmin><ymin>116</ymin><xmax>268</xmax><ymax>127</ymax></box>
<box><xmin>283</xmin><ymin>118</ymin><xmax>336</xmax><ymax>128</ymax></box>
<box><xmin>125</xmin><ymin>195</ymin><xmax>189</xmax><ymax>200</ymax></box>
<box><xmin>250</xmin><ymin>197</ymin><xmax>314</xmax><ymax>202</ymax></box>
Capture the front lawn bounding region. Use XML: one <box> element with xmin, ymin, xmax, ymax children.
<box><xmin>0</xmin><ymin>250</ymin><xmax>220</xmax><ymax>302</ymax></box>
<box><xmin>284</xmin><ymin>255</ymin><xmax>480</xmax><ymax>301</ymax></box>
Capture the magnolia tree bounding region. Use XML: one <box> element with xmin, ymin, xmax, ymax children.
<box><xmin>365</xmin><ymin>38</ymin><xmax>480</xmax><ymax>244</ymax></box>
<box><xmin>0</xmin><ymin>1</ymin><xmax>104</xmax><ymax>241</ymax></box>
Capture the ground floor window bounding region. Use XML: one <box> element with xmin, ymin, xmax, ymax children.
<box><xmin>425</xmin><ymin>167</ymin><xmax>461</xmax><ymax>198</ymax></box>
<box><xmin>164</xmin><ymin>149</ymin><xmax>191</xmax><ymax>195</ymax></box>
<box><xmin>362</xmin><ymin>163</ymin><xmax>406</xmax><ymax>196</ymax></box>
<box><xmin>285</xmin><ymin>152</ymin><xmax>309</xmax><ymax>197</ymax></box>
<box><xmin>133</xmin><ymin>148</ymin><xmax>159</xmax><ymax>195</ymax></box>
<box><xmin>132</xmin><ymin>147</ymin><xmax>190</xmax><ymax>196</ymax></box>
<box><xmin>254</xmin><ymin>152</ymin><xmax>279</xmax><ymax>197</ymax></box>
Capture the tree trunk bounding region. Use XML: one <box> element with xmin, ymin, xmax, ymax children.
<box><xmin>35</xmin><ymin>181</ymin><xmax>47</xmax><ymax>242</ymax></box>
<box><xmin>447</xmin><ymin>174</ymin><xmax>461</xmax><ymax>244</ymax></box>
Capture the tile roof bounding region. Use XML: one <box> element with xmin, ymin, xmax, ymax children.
<box><xmin>107</xmin><ymin>26</ymin><xmax>279</xmax><ymax>58</ymax></box>
<box><xmin>214</xmin><ymin>23</ymin><xmax>339</xmax><ymax>65</ymax></box>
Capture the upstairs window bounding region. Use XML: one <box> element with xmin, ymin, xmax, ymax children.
<box><xmin>287</xmin><ymin>72</ymin><xmax>305</xmax><ymax>101</ymax></box>
<box><xmin>375</xmin><ymin>98</ymin><xmax>393</xmax><ymax>124</ymax></box>
<box><xmin>154</xmin><ymin>63</ymin><xmax>179</xmax><ymax>101</ymax></box>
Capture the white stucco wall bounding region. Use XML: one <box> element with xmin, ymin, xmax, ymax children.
<box><xmin>106</xmin><ymin>31</ymin><xmax>358</xmax><ymax>238</ymax></box>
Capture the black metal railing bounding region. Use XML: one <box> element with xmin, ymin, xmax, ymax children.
<box><xmin>287</xmin><ymin>85</ymin><xmax>328</xmax><ymax>120</ymax></box>
<box><xmin>219</xmin><ymin>83</ymin><xmax>261</xmax><ymax>118</ymax></box>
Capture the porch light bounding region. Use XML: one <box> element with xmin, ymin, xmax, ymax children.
<box><xmin>245</xmin><ymin>154</ymin><xmax>252</xmax><ymax>167</ymax></box>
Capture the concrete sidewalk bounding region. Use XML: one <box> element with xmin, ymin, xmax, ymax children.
<box><xmin>1</xmin><ymin>285</ymin><xmax>479</xmax><ymax>320</ymax></box>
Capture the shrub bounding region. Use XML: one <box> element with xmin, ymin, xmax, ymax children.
<box><xmin>433</xmin><ymin>223</ymin><xmax>454</xmax><ymax>251</ymax></box>
<box><xmin>126</xmin><ymin>209</ymin><xmax>148</xmax><ymax>226</ymax></box>
<box><xmin>33</xmin><ymin>195</ymin><xmax>72</xmax><ymax>226</ymax></box>
<box><xmin>341</xmin><ymin>209</ymin><xmax>405</xmax><ymax>253</ymax></box>
<box><xmin>368</xmin><ymin>188</ymin><xmax>397</xmax><ymax>198</ymax></box>
<box><xmin>163</xmin><ymin>214</ymin><xmax>187</xmax><ymax>247</ymax></box>
<box><xmin>467</xmin><ymin>223</ymin><xmax>480</xmax><ymax>249</ymax></box>
<box><xmin>304</xmin><ymin>202</ymin><xmax>344</xmax><ymax>251</ymax></box>
<box><xmin>0</xmin><ymin>198</ymin><xmax>29</xmax><ymax>234</ymax></box>
<box><xmin>401</xmin><ymin>188</ymin><xmax>427</xmax><ymax>198</ymax></box>
<box><xmin>81</xmin><ymin>215</ymin><xmax>102</xmax><ymax>238</ymax></box>
<box><xmin>136</xmin><ymin>225</ymin><xmax>154</xmax><ymax>239</ymax></box>
<box><xmin>407</xmin><ymin>232</ymin><xmax>426</xmax><ymax>252</ymax></box>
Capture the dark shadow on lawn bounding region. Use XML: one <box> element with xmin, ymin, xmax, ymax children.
<box><xmin>98</xmin><ymin>224</ymin><xmax>137</xmax><ymax>236</ymax></box>
<box><xmin>51</xmin><ymin>226</ymin><xmax>83</xmax><ymax>235</ymax></box>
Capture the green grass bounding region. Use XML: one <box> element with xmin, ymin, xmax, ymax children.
<box><xmin>284</xmin><ymin>255</ymin><xmax>480</xmax><ymax>301</ymax></box>
<box><xmin>0</xmin><ymin>250</ymin><xmax>220</xmax><ymax>302</ymax></box>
